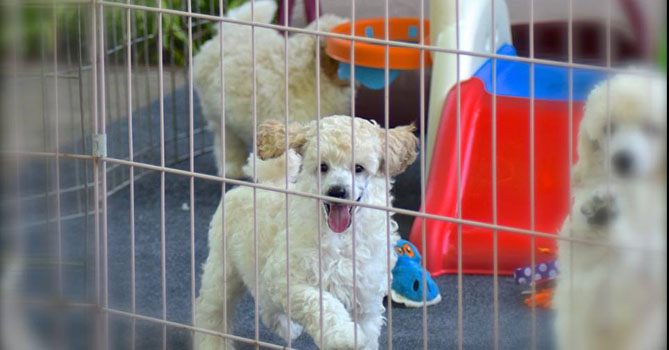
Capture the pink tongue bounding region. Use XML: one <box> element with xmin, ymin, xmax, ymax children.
<box><xmin>328</xmin><ymin>204</ymin><xmax>352</xmax><ymax>233</ymax></box>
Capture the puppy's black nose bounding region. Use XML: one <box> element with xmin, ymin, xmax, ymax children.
<box><xmin>612</xmin><ymin>151</ymin><xmax>634</xmax><ymax>176</ymax></box>
<box><xmin>327</xmin><ymin>186</ymin><xmax>348</xmax><ymax>199</ymax></box>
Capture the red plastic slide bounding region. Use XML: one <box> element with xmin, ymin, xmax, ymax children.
<box><xmin>409</xmin><ymin>78</ymin><xmax>584</xmax><ymax>276</ymax></box>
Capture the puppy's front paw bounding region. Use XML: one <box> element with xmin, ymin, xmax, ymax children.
<box><xmin>272</xmin><ymin>313</ymin><xmax>303</xmax><ymax>342</ymax></box>
<box><xmin>580</xmin><ymin>190</ymin><xmax>619</xmax><ymax>226</ymax></box>
<box><xmin>322</xmin><ymin>322</ymin><xmax>369</xmax><ymax>350</ymax></box>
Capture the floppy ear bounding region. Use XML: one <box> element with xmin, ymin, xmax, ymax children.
<box><xmin>257</xmin><ymin>120</ymin><xmax>309</xmax><ymax>160</ymax></box>
<box><xmin>573</xmin><ymin>82</ymin><xmax>606</xmax><ymax>187</ymax></box>
<box><xmin>572</xmin><ymin>130</ymin><xmax>599</xmax><ymax>187</ymax></box>
<box><xmin>381</xmin><ymin>124</ymin><xmax>419</xmax><ymax>176</ymax></box>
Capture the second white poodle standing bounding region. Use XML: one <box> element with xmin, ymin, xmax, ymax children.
<box><xmin>554</xmin><ymin>74</ymin><xmax>667</xmax><ymax>350</ymax></box>
<box><xmin>193</xmin><ymin>1</ymin><xmax>351</xmax><ymax>178</ymax></box>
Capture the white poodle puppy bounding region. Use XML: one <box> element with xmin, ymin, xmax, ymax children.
<box><xmin>193</xmin><ymin>0</ymin><xmax>351</xmax><ymax>179</ymax></box>
<box><xmin>194</xmin><ymin>115</ymin><xmax>417</xmax><ymax>350</ymax></box>
<box><xmin>554</xmin><ymin>74</ymin><xmax>667</xmax><ymax>350</ymax></box>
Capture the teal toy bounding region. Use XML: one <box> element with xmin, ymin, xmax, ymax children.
<box><xmin>391</xmin><ymin>239</ymin><xmax>442</xmax><ymax>307</ymax></box>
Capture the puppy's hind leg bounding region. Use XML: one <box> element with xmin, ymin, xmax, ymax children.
<box><xmin>195</xmin><ymin>257</ymin><xmax>244</xmax><ymax>350</ymax></box>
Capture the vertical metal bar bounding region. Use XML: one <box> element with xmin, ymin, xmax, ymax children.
<box><xmin>455</xmin><ymin>0</ymin><xmax>463</xmax><ymax>348</ymax></box>
<box><xmin>349</xmin><ymin>1</ymin><xmax>358</xmax><ymax>348</ymax></box>
<box><xmin>418</xmin><ymin>1</ymin><xmax>428</xmax><ymax>349</ymax></box>
<box><xmin>98</xmin><ymin>3</ymin><xmax>110</xmax><ymax>349</ymax></box>
<box><xmin>65</xmin><ymin>5</ymin><xmax>83</xmax><ymax>214</ymax></box>
<box><xmin>187</xmin><ymin>1</ymin><xmax>197</xmax><ymax>347</ymax></box>
<box><xmin>76</xmin><ymin>4</ymin><xmax>91</xmax><ymax>305</ymax></box>
<box><xmin>125</xmin><ymin>2</ymin><xmax>137</xmax><ymax>349</ymax></box>
<box><xmin>39</xmin><ymin>9</ymin><xmax>52</xmax><ymax>319</ymax></box>
<box><xmin>606</xmin><ymin>0</ymin><xmax>612</xmax><ymax>70</ymax></box>
<box><xmin>131</xmin><ymin>5</ymin><xmax>142</xmax><ymax>165</ymax></box>
<box><xmin>491</xmin><ymin>1</ymin><xmax>499</xmax><ymax>349</ymax></box>
<box><xmin>157</xmin><ymin>0</ymin><xmax>168</xmax><ymax>348</ymax></box>
<box><xmin>182</xmin><ymin>0</ymin><xmax>189</xmax><ymax>154</ymax></box>
<box><xmin>142</xmin><ymin>5</ymin><xmax>153</xmax><ymax>158</ymax></box>
<box><xmin>282</xmin><ymin>0</ymin><xmax>291</xmax><ymax>348</ymax></box>
<box><xmin>52</xmin><ymin>0</ymin><xmax>63</xmax><ymax>304</ymax></box>
<box><xmin>251</xmin><ymin>1</ymin><xmax>260</xmax><ymax>349</ymax></box>
<box><xmin>110</xmin><ymin>6</ymin><xmax>119</xmax><ymax>184</ymax></box>
<box><xmin>314</xmin><ymin>1</ymin><xmax>325</xmax><ymax>347</ymax></box>
<box><xmin>382</xmin><ymin>0</ymin><xmax>392</xmax><ymax>348</ymax></box>
<box><xmin>605</xmin><ymin>0</ymin><xmax>613</xmax><ymax>187</ymax></box>
<box><xmin>529</xmin><ymin>0</ymin><xmax>537</xmax><ymax>348</ymax></box>
<box><xmin>567</xmin><ymin>0</ymin><xmax>575</xmax><ymax>348</ymax></box>
<box><xmin>217</xmin><ymin>1</ymin><xmax>228</xmax><ymax>348</ymax></box>
<box><xmin>10</xmin><ymin>0</ymin><xmax>25</xmax><ymax>342</ymax></box>
<box><xmin>170</xmin><ymin>2</ymin><xmax>178</xmax><ymax>164</ymax></box>
<box><xmin>160</xmin><ymin>27</ymin><xmax>169</xmax><ymax>350</ymax></box>
<box><xmin>111</xmin><ymin>5</ymin><xmax>122</xmax><ymax>184</ymax></box>
<box><xmin>89</xmin><ymin>2</ymin><xmax>102</xmax><ymax>348</ymax></box>
<box><xmin>159</xmin><ymin>4</ymin><xmax>169</xmax><ymax>348</ymax></box>
<box><xmin>51</xmin><ymin>3</ymin><xmax>66</xmax><ymax>347</ymax></box>
<box><xmin>9</xmin><ymin>2</ymin><xmax>27</xmax><ymax>348</ymax></box>
<box><xmin>603</xmin><ymin>4</ymin><xmax>613</xmax><ymax>331</ymax></box>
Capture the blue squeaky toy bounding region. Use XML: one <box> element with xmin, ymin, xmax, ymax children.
<box><xmin>391</xmin><ymin>239</ymin><xmax>442</xmax><ymax>307</ymax></box>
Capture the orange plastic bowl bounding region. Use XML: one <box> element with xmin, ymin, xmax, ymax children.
<box><xmin>326</xmin><ymin>18</ymin><xmax>431</xmax><ymax>70</ymax></box>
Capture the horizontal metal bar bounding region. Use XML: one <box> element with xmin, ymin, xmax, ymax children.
<box><xmin>0</xmin><ymin>209</ymin><xmax>96</xmax><ymax>232</ymax></box>
<box><xmin>1</xmin><ymin>182</ymin><xmax>94</xmax><ymax>203</ymax></box>
<box><xmin>105</xmin><ymin>145</ymin><xmax>213</xmax><ymax>197</ymax></box>
<box><xmin>105</xmin><ymin>33</ymin><xmax>158</xmax><ymax>56</ymax></box>
<box><xmin>0</xmin><ymin>150</ymin><xmax>94</xmax><ymax>160</ymax></box>
<box><xmin>104</xmin><ymin>18</ymin><xmax>210</xmax><ymax>56</ymax></box>
<box><xmin>17</xmin><ymin>299</ymin><xmax>97</xmax><ymax>308</ymax></box>
<box><xmin>13</xmin><ymin>63</ymin><xmax>183</xmax><ymax>84</ymax></box>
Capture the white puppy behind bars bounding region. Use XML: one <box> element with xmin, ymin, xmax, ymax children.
<box><xmin>195</xmin><ymin>116</ymin><xmax>417</xmax><ymax>350</ymax></box>
<box><xmin>555</xmin><ymin>74</ymin><xmax>667</xmax><ymax>350</ymax></box>
<box><xmin>193</xmin><ymin>0</ymin><xmax>351</xmax><ymax>179</ymax></box>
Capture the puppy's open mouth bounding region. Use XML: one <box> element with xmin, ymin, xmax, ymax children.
<box><xmin>323</xmin><ymin>196</ymin><xmax>362</xmax><ymax>234</ymax></box>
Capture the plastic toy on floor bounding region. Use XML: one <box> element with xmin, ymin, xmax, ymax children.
<box><xmin>391</xmin><ymin>239</ymin><xmax>442</xmax><ymax>307</ymax></box>
<box><xmin>513</xmin><ymin>259</ymin><xmax>559</xmax><ymax>285</ymax></box>
<box><xmin>522</xmin><ymin>284</ymin><xmax>555</xmax><ymax>309</ymax></box>
<box><xmin>514</xmin><ymin>259</ymin><xmax>559</xmax><ymax>309</ymax></box>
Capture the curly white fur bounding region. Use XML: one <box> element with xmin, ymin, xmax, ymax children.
<box><xmin>554</xmin><ymin>74</ymin><xmax>667</xmax><ymax>350</ymax></box>
<box><xmin>193</xmin><ymin>0</ymin><xmax>351</xmax><ymax>178</ymax></box>
<box><xmin>194</xmin><ymin>116</ymin><xmax>417</xmax><ymax>350</ymax></box>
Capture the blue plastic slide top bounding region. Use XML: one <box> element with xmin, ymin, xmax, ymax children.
<box><xmin>473</xmin><ymin>44</ymin><xmax>605</xmax><ymax>101</ymax></box>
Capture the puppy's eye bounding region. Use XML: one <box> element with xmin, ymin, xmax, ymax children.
<box><xmin>355</xmin><ymin>164</ymin><xmax>365</xmax><ymax>173</ymax></box>
<box><xmin>643</xmin><ymin>121</ymin><xmax>660</xmax><ymax>137</ymax></box>
<box><xmin>320</xmin><ymin>163</ymin><xmax>329</xmax><ymax>173</ymax></box>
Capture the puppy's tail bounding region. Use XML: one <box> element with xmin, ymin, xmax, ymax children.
<box><xmin>226</xmin><ymin>0</ymin><xmax>277</xmax><ymax>24</ymax></box>
<box><xmin>243</xmin><ymin>149</ymin><xmax>302</xmax><ymax>184</ymax></box>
